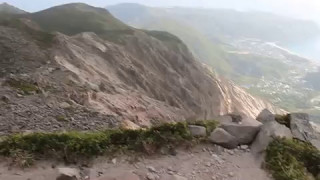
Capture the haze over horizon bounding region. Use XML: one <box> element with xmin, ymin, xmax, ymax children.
<box><xmin>1</xmin><ymin>0</ymin><xmax>320</xmax><ymax>24</ymax></box>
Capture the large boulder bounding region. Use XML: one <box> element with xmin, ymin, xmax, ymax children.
<box><xmin>56</xmin><ymin>168</ymin><xmax>80</xmax><ymax>180</ymax></box>
<box><xmin>256</xmin><ymin>109</ymin><xmax>275</xmax><ymax>124</ymax></box>
<box><xmin>290</xmin><ymin>113</ymin><xmax>320</xmax><ymax>150</ymax></box>
<box><xmin>188</xmin><ymin>125</ymin><xmax>207</xmax><ymax>137</ymax></box>
<box><xmin>219</xmin><ymin>114</ymin><xmax>262</xmax><ymax>145</ymax></box>
<box><xmin>251</xmin><ymin>121</ymin><xmax>292</xmax><ymax>154</ymax></box>
<box><xmin>209</xmin><ymin>128</ymin><xmax>237</xmax><ymax>149</ymax></box>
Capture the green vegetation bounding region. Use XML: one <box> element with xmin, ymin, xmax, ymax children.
<box><xmin>5</xmin><ymin>79</ymin><xmax>39</xmax><ymax>95</ymax></box>
<box><xmin>145</xmin><ymin>30</ymin><xmax>182</xmax><ymax>44</ymax></box>
<box><xmin>0</xmin><ymin>3</ymin><xmax>26</xmax><ymax>14</ymax></box>
<box><xmin>28</xmin><ymin>3</ymin><xmax>133</xmax><ymax>43</ymax></box>
<box><xmin>0</xmin><ymin>121</ymin><xmax>218</xmax><ymax>165</ymax></box>
<box><xmin>275</xmin><ymin>114</ymin><xmax>291</xmax><ymax>128</ymax></box>
<box><xmin>266</xmin><ymin>138</ymin><xmax>320</xmax><ymax>180</ymax></box>
<box><xmin>189</xmin><ymin>120</ymin><xmax>219</xmax><ymax>135</ymax></box>
<box><xmin>0</xmin><ymin>16</ymin><xmax>55</xmax><ymax>47</ymax></box>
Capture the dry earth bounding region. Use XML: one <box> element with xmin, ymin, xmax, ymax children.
<box><xmin>0</xmin><ymin>144</ymin><xmax>273</xmax><ymax>180</ymax></box>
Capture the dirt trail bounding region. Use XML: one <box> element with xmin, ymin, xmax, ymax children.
<box><xmin>0</xmin><ymin>144</ymin><xmax>273</xmax><ymax>180</ymax></box>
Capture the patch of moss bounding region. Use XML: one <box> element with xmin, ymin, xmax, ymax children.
<box><xmin>266</xmin><ymin>138</ymin><xmax>320</xmax><ymax>180</ymax></box>
<box><xmin>189</xmin><ymin>120</ymin><xmax>219</xmax><ymax>135</ymax></box>
<box><xmin>6</xmin><ymin>79</ymin><xmax>39</xmax><ymax>95</ymax></box>
<box><xmin>275</xmin><ymin>114</ymin><xmax>291</xmax><ymax>128</ymax></box>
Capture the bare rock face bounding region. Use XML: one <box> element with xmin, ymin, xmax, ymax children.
<box><xmin>209</xmin><ymin>128</ymin><xmax>237</xmax><ymax>149</ymax></box>
<box><xmin>290</xmin><ymin>113</ymin><xmax>320</xmax><ymax>150</ymax></box>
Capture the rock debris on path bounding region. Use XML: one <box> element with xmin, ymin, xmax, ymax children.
<box><xmin>0</xmin><ymin>145</ymin><xmax>273</xmax><ymax>180</ymax></box>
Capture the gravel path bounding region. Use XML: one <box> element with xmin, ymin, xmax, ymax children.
<box><xmin>0</xmin><ymin>144</ymin><xmax>273</xmax><ymax>180</ymax></box>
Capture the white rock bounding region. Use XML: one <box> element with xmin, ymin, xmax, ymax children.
<box><xmin>56</xmin><ymin>168</ymin><xmax>79</xmax><ymax>180</ymax></box>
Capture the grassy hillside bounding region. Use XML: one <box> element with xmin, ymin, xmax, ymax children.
<box><xmin>0</xmin><ymin>3</ymin><xmax>26</xmax><ymax>14</ymax></box>
<box><xmin>25</xmin><ymin>3</ymin><xmax>134</xmax><ymax>42</ymax></box>
<box><xmin>108</xmin><ymin>3</ymin><xmax>232</xmax><ymax>74</ymax></box>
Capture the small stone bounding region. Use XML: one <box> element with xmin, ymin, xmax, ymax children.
<box><xmin>228</xmin><ymin>172</ymin><xmax>234</xmax><ymax>177</ymax></box>
<box><xmin>146</xmin><ymin>173</ymin><xmax>159</xmax><ymax>180</ymax></box>
<box><xmin>111</xmin><ymin>158</ymin><xmax>117</xmax><ymax>164</ymax></box>
<box><xmin>60</xmin><ymin>102</ymin><xmax>71</xmax><ymax>109</ymax></box>
<box><xmin>1</xmin><ymin>95</ymin><xmax>10</xmax><ymax>103</ymax></box>
<box><xmin>228</xmin><ymin>150</ymin><xmax>234</xmax><ymax>155</ymax></box>
<box><xmin>206</xmin><ymin>162</ymin><xmax>211</xmax><ymax>167</ymax></box>
<box><xmin>147</xmin><ymin>166</ymin><xmax>157</xmax><ymax>173</ymax></box>
<box><xmin>56</xmin><ymin>168</ymin><xmax>79</xmax><ymax>180</ymax></box>
<box><xmin>240</xmin><ymin>145</ymin><xmax>249</xmax><ymax>150</ymax></box>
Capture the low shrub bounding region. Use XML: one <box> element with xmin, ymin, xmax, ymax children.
<box><xmin>5</xmin><ymin>79</ymin><xmax>39</xmax><ymax>95</ymax></box>
<box><xmin>189</xmin><ymin>120</ymin><xmax>219</xmax><ymax>135</ymax></box>
<box><xmin>275</xmin><ymin>114</ymin><xmax>290</xmax><ymax>128</ymax></box>
<box><xmin>0</xmin><ymin>122</ymin><xmax>199</xmax><ymax>162</ymax></box>
<box><xmin>266</xmin><ymin>137</ymin><xmax>320</xmax><ymax>180</ymax></box>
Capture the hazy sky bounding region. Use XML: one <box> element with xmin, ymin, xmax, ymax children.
<box><xmin>1</xmin><ymin>0</ymin><xmax>320</xmax><ymax>23</ymax></box>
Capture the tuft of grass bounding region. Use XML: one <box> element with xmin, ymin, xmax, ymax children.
<box><xmin>5</xmin><ymin>79</ymin><xmax>39</xmax><ymax>95</ymax></box>
<box><xmin>275</xmin><ymin>114</ymin><xmax>291</xmax><ymax>128</ymax></box>
<box><xmin>9</xmin><ymin>149</ymin><xmax>34</xmax><ymax>168</ymax></box>
<box><xmin>0</xmin><ymin>122</ymin><xmax>199</xmax><ymax>162</ymax></box>
<box><xmin>266</xmin><ymin>137</ymin><xmax>320</xmax><ymax>180</ymax></box>
<box><xmin>189</xmin><ymin>120</ymin><xmax>219</xmax><ymax>135</ymax></box>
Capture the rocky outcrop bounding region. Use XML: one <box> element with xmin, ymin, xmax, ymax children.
<box><xmin>251</xmin><ymin>121</ymin><xmax>292</xmax><ymax>154</ymax></box>
<box><xmin>290</xmin><ymin>113</ymin><xmax>320</xmax><ymax>150</ymax></box>
<box><xmin>0</xmin><ymin>4</ymin><xmax>280</xmax><ymax>134</ymax></box>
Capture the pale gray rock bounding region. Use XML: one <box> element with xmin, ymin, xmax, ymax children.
<box><xmin>209</xmin><ymin>128</ymin><xmax>237</xmax><ymax>149</ymax></box>
<box><xmin>251</xmin><ymin>121</ymin><xmax>292</xmax><ymax>154</ymax></box>
<box><xmin>220</xmin><ymin>115</ymin><xmax>262</xmax><ymax>145</ymax></box>
<box><xmin>56</xmin><ymin>168</ymin><xmax>80</xmax><ymax>180</ymax></box>
<box><xmin>188</xmin><ymin>125</ymin><xmax>207</xmax><ymax>137</ymax></box>
<box><xmin>256</xmin><ymin>109</ymin><xmax>275</xmax><ymax>124</ymax></box>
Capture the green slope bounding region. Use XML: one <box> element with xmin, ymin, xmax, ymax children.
<box><xmin>0</xmin><ymin>3</ymin><xmax>26</xmax><ymax>14</ymax></box>
<box><xmin>25</xmin><ymin>3</ymin><xmax>133</xmax><ymax>42</ymax></box>
<box><xmin>108</xmin><ymin>3</ymin><xmax>232</xmax><ymax>74</ymax></box>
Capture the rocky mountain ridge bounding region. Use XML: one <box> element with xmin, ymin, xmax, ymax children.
<box><xmin>0</xmin><ymin>3</ymin><xmax>280</xmax><ymax>134</ymax></box>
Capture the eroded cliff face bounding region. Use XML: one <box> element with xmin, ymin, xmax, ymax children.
<box><xmin>0</xmin><ymin>22</ymin><xmax>280</xmax><ymax>134</ymax></box>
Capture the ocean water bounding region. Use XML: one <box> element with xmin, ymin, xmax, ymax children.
<box><xmin>285</xmin><ymin>36</ymin><xmax>320</xmax><ymax>62</ymax></box>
